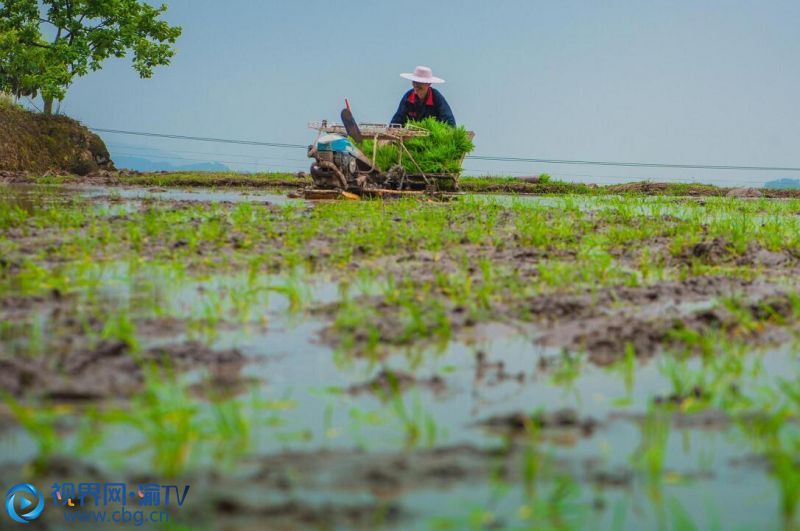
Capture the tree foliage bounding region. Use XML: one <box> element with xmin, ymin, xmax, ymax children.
<box><xmin>0</xmin><ymin>0</ymin><xmax>181</xmax><ymax>112</ymax></box>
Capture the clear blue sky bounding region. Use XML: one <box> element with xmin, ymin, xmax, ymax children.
<box><xmin>44</xmin><ymin>0</ymin><xmax>800</xmax><ymax>184</ymax></box>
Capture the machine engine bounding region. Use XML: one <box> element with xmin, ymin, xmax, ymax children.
<box><xmin>308</xmin><ymin>133</ymin><xmax>371</xmax><ymax>190</ymax></box>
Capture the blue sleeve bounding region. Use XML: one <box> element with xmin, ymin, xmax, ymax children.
<box><xmin>437</xmin><ymin>93</ymin><xmax>456</xmax><ymax>126</ymax></box>
<box><xmin>390</xmin><ymin>96</ymin><xmax>407</xmax><ymax>125</ymax></box>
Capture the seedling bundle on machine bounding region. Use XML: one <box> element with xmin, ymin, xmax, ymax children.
<box><xmin>305</xmin><ymin>101</ymin><xmax>474</xmax><ymax>199</ymax></box>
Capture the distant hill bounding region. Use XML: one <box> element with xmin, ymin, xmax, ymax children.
<box><xmin>113</xmin><ymin>155</ymin><xmax>229</xmax><ymax>172</ymax></box>
<box><xmin>764</xmin><ymin>178</ymin><xmax>800</xmax><ymax>189</ymax></box>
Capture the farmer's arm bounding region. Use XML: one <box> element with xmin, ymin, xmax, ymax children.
<box><xmin>437</xmin><ymin>94</ymin><xmax>456</xmax><ymax>127</ymax></box>
<box><xmin>390</xmin><ymin>96</ymin><xmax>408</xmax><ymax>125</ymax></box>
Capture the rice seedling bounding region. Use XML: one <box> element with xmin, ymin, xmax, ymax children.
<box><xmin>631</xmin><ymin>407</ymin><xmax>671</xmax><ymax>503</ymax></box>
<box><xmin>100</xmin><ymin>308</ymin><xmax>139</xmax><ymax>351</ymax></box>
<box><xmin>207</xmin><ymin>394</ymin><xmax>251</xmax><ymax>467</ymax></box>
<box><xmin>607</xmin><ymin>343</ymin><xmax>637</xmax><ymax>404</ymax></box>
<box><xmin>3</xmin><ymin>397</ymin><xmax>63</xmax><ymax>473</ymax></box>
<box><xmin>348</xmin><ymin>406</ymin><xmax>387</xmax><ymax>450</ymax></box>
<box><xmin>0</xmin><ymin>203</ymin><xmax>29</xmax><ymax>230</ymax></box>
<box><xmin>549</xmin><ymin>350</ymin><xmax>584</xmax><ymax>393</ymax></box>
<box><xmin>100</xmin><ymin>367</ymin><xmax>203</xmax><ymax>478</ymax></box>
<box><xmin>357</xmin><ymin>117</ymin><xmax>474</xmax><ymax>174</ymax></box>
<box><xmin>282</xmin><ymin>272</ymin><xmax>314</xmax><ymax>312</ymax></box>
<box><xmin>25</xmin><ymin>313</ymin><xmax>46</xmax><ymax>357</ymax></box>
<box><xmin>95</xmin><ymin>368</ymin><xmax>292</xmax><ymax>477</ymax></box>
<box><xmin>390</xmin><ymin>391</ymin><xmax>439</xmax><ymax>449</ymax></box>
<box><xmin>739</xmin><ymin>411</ymin><xmax>800</xmax><ymax>525</ymax></box>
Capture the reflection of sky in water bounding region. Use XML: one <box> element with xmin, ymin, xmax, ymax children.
<box><xmin>0</xmin><ymin>184</ymin><xmax>299</xmax><ymax>215</ymax></box>
<box><xmin>76</xmin><ymin>185</ymin><xmax>299</xmax><ymax>206</ymax></box>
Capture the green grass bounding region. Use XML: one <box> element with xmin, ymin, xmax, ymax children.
<box><xmin>117</xmin><ymin>171</ymin><xmax>308</xmax><ymax>187</ymax></box>
<box><xmin>17</xmin><ymin>167</ymin><xmax>800</xmax><ymax>200</ymax></box>
<box><xmin>3</xmin><ymin>193</ymin><xmax>800</xmax><ymax>319</ymax></box>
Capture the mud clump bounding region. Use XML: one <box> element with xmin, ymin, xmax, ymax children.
<box><xmin>475</xmin><ymin>350</ymin><xmax>526</xmax><ymax>384</ymax></box>
<box><xmin>318</xmin><ymin>297</ymin><xmax>477</xmax><ymax>352</ymax></box>
<box><xmin>689</xmin><ymin>237</ymin><xmax>733</xmax><ymax>264</ymax></box>
<box><xmin>521</xmin><ymin>276</ymin><xmax>758</xmax><ymax>322</ymax></box>
<box><xmin>653</xmin><ymin>385</ymin><xmax>708</xmax><ymax>407</ymax></box>
<box><xmin>606</xmin><ymin>181</ymin><xmax>724</xmax><ymax>196</ymax></box>
<box><xmin>674</xmin><ymin>237</ymin><xmax>795</xmax><ymax>268</ymax></box>
<box><xmin>478</xmin><ymin>408</ymin><xmax>598</xmax><ymax>439</ymax></box>
<box><xmin>575</xmin><ymin>292</ymin><xmax>798</xmax><ymax>365</ymax></box>
<box><xmin>346</xmin><ymin>369</ymin><xmax>446</xmax><ymax>396</ymax></box>
<box><xmin>320</xmin><ymin>275</ymin><xmax>786</xmax><ymax>358</ymax></box>
<box><xmin>726</xmin><ymin>187</ymin><xmax>762</xmax><ymax>198</ymax></box>
<box><xmin>0</xmin><ymin>340</ymin><xmax>244</xmax><ymax>400</ymax></box>
<box><xmin>610</xmin><ymin>408</ymin><xmax>740</xmax><ymax>432</ymax></box>
<box><xmin>739</xmin><ymin>248</ymin><xmax>794</xmax><ymax>268</ymax></box>
<box><xmin>524</xmin><ymin>277</ymin><xmax>796</xmax><ymax>365</ymax></box>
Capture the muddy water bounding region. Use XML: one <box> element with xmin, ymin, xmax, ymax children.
<box><xmin>1</xmin><ymin>185</ymin><xmax>798</xmax><ymax>529</ymax></box>
<box><xmin>2</xmin><ymin>183</ymin><xmax>787</xmax><ymax>223</ymax></box>
<box><xmin>1</xmin><ymin>263</ymin><xmax>795</xmax><ymax>528</ymax></box>
<box><xmin>0</xmin><ymin>183</ymin><xmax>299</xmax><ymax>208</ymax></box>
<box><xmin>75</xmin><ymin>184</ymin><xmax>299</xmax><ymax>205</ymax></box>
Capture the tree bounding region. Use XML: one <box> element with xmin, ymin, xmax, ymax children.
<box><xmin>0</xmin><ymin>0</ymin><xmax>181</xmax><ymax>114</ymax></box>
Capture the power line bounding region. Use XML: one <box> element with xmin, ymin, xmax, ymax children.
<box><xmin>107</xmin><ymin>143</ymin><xmax>308</xmax><ymax>163</ymax></box>
<box><xmin>114</xmin><ymin>151</ymin><xmax>262</xmax><ymax>166</ymax></box>
<box><xmin>92</xmin><ymin>128</ymin><xmax>307</xmax><ymax>149</ymax></box>
<box><xmin>464</xmin><ymin>168</ymin><xmax>788</xmax><ymax>186</ymax></box>
<box><xmin>91</xmin><ymin>126</ymin><xmax>800</xmax><ymax>173</ymax></box>
<box><xmin>113</xmin><ymin>151</ymin><xmax>303</xmax><ymax>169</ymax></box>
<box><xmin>466</xmin><ymin>155</ymin><xmax>800</xmax><ymax>172</ymax></box>
<box><xmin>460</xmin><ymin>169</ymin><xmax>767</xmax><ymax>185</ymax></box>
<box><xmin>24</xmin><ymin>97</ymin><xmax>42</xmax><ymax>112</ymax></box>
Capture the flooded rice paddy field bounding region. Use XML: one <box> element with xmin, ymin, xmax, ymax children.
<box><xmin>1</xmin><ymin>184</ymin><xmax>800</xmax><ymax>529</ymax></box>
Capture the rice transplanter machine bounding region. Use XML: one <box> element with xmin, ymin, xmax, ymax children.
<box><xmin>305</xmin><ymin>100</ymin><xmax>468</xmax><ymax>197</ymax></box>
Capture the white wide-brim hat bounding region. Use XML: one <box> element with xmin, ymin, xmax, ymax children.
<box><xmin>400</xmin><ymin>66</ymin><xmax>445</xmax><ymax>84</ymax></box>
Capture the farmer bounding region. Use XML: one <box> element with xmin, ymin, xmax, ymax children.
<box><xmin>390</xmin><ymin>66</ymin><xmax>456</xmax><ymax>127</ymax></box>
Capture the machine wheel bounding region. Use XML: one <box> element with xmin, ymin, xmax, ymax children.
<box><xmin>386</xmin><ymin>164</ymin><xmax>407</xmax><ymax>190</ymax></box>
<box><xmin>310</xmin><ymin>163</ymin><xmax>337</xmax><ymax>188</ymax></box>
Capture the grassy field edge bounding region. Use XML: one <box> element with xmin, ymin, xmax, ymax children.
<box><xmin>5</xmin><ymin>171</ymin><xmax>800</xmax><ymax>198</ymax></box>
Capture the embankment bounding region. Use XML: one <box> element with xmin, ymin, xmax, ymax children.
<box><xmin>0</xmin><ymin>104</ymin><xmax>113</xmax><ymax>175</ymax></box>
